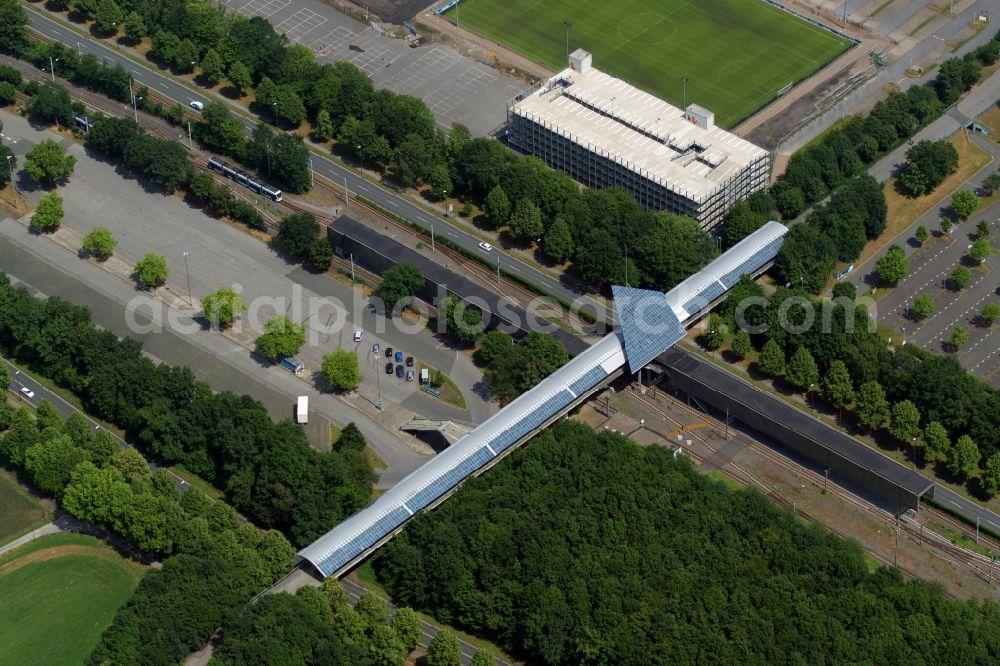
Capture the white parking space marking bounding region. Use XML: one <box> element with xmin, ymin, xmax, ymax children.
<box><xmin>309</xmin><ymin>26</ymin><xmax>356</xmax><ymax>56</ymax></box>
<box><xmin>383</xmin><ymin>48</ymin><xmax>458</xmax><ymax>95</ymax></box>
<box><xmin>427</xmin><ymin>67</ymin><xmax>496</xmax><ymax>115</ymax></box>
<box><xmin>350</xmin><ymin>45</ymin><xmax>398</xmax><ymax>77</ymax></box>
<box><xmin>235</xmin><ymin>0</ymin><xmax>290</xmax><ymax>18</ymax></box>
<box><xmin>275</xmin><ymin>8</ymin><xmax>327</xmax><ymax>42</ymax></box>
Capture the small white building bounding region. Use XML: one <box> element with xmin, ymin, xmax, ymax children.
<box><xmin>506</xmin><ymin>50</ymin><xmax>770</xmax><ymax>229</ymax></box>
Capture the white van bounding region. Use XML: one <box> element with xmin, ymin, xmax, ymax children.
<box><xmin>189</xmin><ymin>101</ymin><xmax>204</xmax><ymax>111</ymax></box>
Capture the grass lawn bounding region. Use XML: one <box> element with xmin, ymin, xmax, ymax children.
<box><xmin>0</xmin><ymin>533</ymin><xmax>146</xmax><ymax>666</ymax></box>
<box><xmin>0</xmin><ymin>473</ymin><xmax>49</xmax><ymax>546</ymax></box>
<box><xmin>444</xmin><ymin>0</ymin><xmax>851</xmax><ymax>127</ymax></box>
<box><xmin>168</xmin><ymin>464</ymin><xmax>223</xmax><ymax>500</ymax></box>
<box><xmin>417</xmin><ymin>363</ymin><xmax>468</xmax><ymax>410</ymax></box>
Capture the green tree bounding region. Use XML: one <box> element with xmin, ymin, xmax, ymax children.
<box><xmin>426</xmin><ymin>629</ymin><xmax>461</xmax><ymax>666</ymax></box>
<box><xmin>977</xmin><ymin>219</ymin><xmax>990</xmax><ymax>239</ymax></box>
<box><xmin>786</xmin><ymin>346</ymin><xmax>819</xmax><ymax>392</ymax></box>
<box><xmin>369</xmin><ymin>623</ymin><xmax>408</xmax><ymax>666</ymax></box>
<box><xmin>202</xmin><ymin>287</ymin><xmax>247</xmax><ymax>328</ymax></box>
<box><xmin>277</xmin><ymin>212</ymin><xmax>320</xmax><ymax>259</ymax></box>
<box><xmin>700</xmin><ymin>314</ymin><xmax>726</xmax><ymax>351</ymax></box>
<box><xmin>256</xmin><ymin>315</ymin><xmax>305</xmax><ymax>360</ymax></box>
<box><xmin>134</xmin><ymin>253</ymin><xmax>168</xmax><ymax>289</ymax></box>
<box><xmin>322</xmin><ymin>349</ymin><xmax>362</xmax><ymax>392</ymax></box>
<box><xmin>910</xmin><ymin>293</ymin><xmax>934</xmax><ymax>320</ymax></box>
<box><xmin>0</xmin><ymin>0</ymin><xmax>30</xmax><ymax>54</ymax></box>
<box><xmin>475</xmin><ymin>330</ymin><xmax>513</xmax><ymax>367</ymax></box>
<box><xmin>821</xmin><ymin>359</ymin><xmax>854</xmax><ymax>410</ymax></box>
<box><xmin>377</xmin><ymin>262</ymin><xmax>423</xmax><ymax>311</ymax></box>
<box><xmin>81</xmin><ymin>226</ymin><xmax>117</xmax><ymax>259</ymax></box>
<box><xmin>948</xmin><ymin>434</ymin><xmax>980</xmax><ymax>480</ymax></box>
<box><xmin>856</xmin><ymin>380</ymin><xmax>889</xmax><ymax>431</ymax></box>
<box><xmin>543</xmin><ymin>216</ymin><xmax>574</xmax><ymax>263</ymax></box>
<box><xmin>508</xmin><ymin>198</ymin><xmax>544</xmax><ymax>243</ymax></box>
<box><xmin>312</xmin><ymin>109</ymin><xmax>335</xmax><ymax>142</ymax></box>
<box><xmin>227</xmin><ymin>60</ymin><xmax>252</xmax><ymax>96</ymax></box>
<box><xmin>968</xmin><ymin>237</ymin><xmax>992</xmax><ymax>264</ymax></box>
<box><xmin>29</xmin><ymin>192</ymin><xmax>64</xmax><ymax>232</ymax></box>
<box><xmin>981</xmin><ymin>453</ymin><xmax>1000</xmax><ymax>498</ymax></box>
<box><xmin>24</xmin><ymin>434</ymin><xmax>81</xmax><ymax>497</ymax></box>
<box><xmin>110</xmin><ymin>447</ymin><xmax>150</xmax><ymax>485</ymax></box>
<box><xmin>438</xmin><ymin>295</ymin><xmax>483</xmax><ymax>345</ymax></box>
<box><xmin>981</xmin><ymin>171</ymin><xmax>1000</xmax><ymax>195</ymax></box>
<box><xmin>122</xmin><ymin>10</ymin><xmax>145</xmax><ymax>43</ymax></box>
<box><xmin>27</xmin><ymin>82</ymin><xmax>72</xmax><ymax>127</ymax></box>
<box><xmin>483</xmin><ymin>184</ymin><xmax>511</xmax><ymax>227</ymax></box>
<box><xmin>875</xmin><ymin>245</ymin><xmax>908</xmax><ymax>286</ymax></box>
<box><xmin>200</xmin><ymin>48</ymin><xmax>225</xmax><ymax>86</ymax></box>
<box><xmin>122</xmin><ymin>134</ymin><xmax>190</xmax><ymax>192</ymax></box>
<box><xmin>723</xmin><ymin>200</ymin><xmax>766</xmax><ymax>248</ymax></box>
<box><xmin>889</xmin><ymin>400</ymin><xmax>921</xmax><ymax>444</ymax></box>
<box><xmin>391</xmin><ymin>607</ymin><xmax>422</xmax><ymax>654</ymax></box>
<box><xmin>979</xmin><ymin>302</ymin><xmax>1000</xmax><ymax>327</ymax></box>
<box><xmin>949</xmin><ymin>325</ymin><xmax>968</xmax><ymax>350</ymax></box>
<box><xmin>0</xmin><ymin>143</ymin><xmax>12</xmax><ymax>188</ymax></box>
<box><xmin>922</xmin><ymin>421</ymin><xmax>951</xmax><ymax>463</ymax></box>
<box><xmin>949</xmin><ymin>265</ymin><xmax>971</xmax><ymax>291</ymax></box>
<box><xmin>756</xmin><ymin>339</ymin><xmax>785</xmax><ymax>376</ymax></box>
<box><xmin>307</xmin><ymin>238</ymin><xmax>332</xmax><ymax>272</ymax></box>
<box><xmin>355</xmin><ymin>591</ymin><xmax>387</xmax><ymax>630</ymax></box>
<box><xmin>951</xmin><ymin>189</ymin><xmax>978</xmax><ymax>220</ymax></box>
<box><xmin>914</xmin><ymin>225</ymin><xmax>928</xmax><ymax>245</ymax></box>
<box><xmin>173</xmin><ymin>38</ymin><xmax>200</xmax><ymax>73</ymax></box>
<box><xmin>321</xmin><ymin>577</ymin><xmax>349</xmax><ymax>610</ymax></box>
<box><xmin>196</xmin><ymin>101</ymin><xmax>245</xmax><ymax>155</ymax></box>
<box><xmin>24</xmin><ymin>138</ymin><xmax>76</xmax><ymax>186</ymax></box>
<box><xmin>0</xmin><ymin>80</ymin><xmax>15</xmax><ymax>105</ymax></box>
<box><xmin>940</xmin><ymin>218</ymin><xmax>952</xmax><ymax>236</ymax></box>
<box><xmin>729</xmin><ymin>329</ymin><xmax>753</xmax><ymax>360</ymax></box>
<box><xmin>333</xmin><ymin>423</ymin><xmax>366</xmax><ymax>452</ymax></box>
<box><xmin>93</xmin><ymin>0</ymin><xmax>122</xmax><ymax>34</ymax></box>
<box><xmin>470</xmin><ymin>650</ymin><xmax>496</xmax><ymax>666</ymax></box>
<box><xmin>428</xmin><ymin>165</ymin><xmax>452</xmax><ymax>201</ymax></box>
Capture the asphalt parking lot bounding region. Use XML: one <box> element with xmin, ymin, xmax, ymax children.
<box><xmin>219</xmin><ymin>0</ymin><xmax>525</xmax><ymax>135</ymax></box>
<box><xmin>868</xmin><ymin>204</ymin><xmax>1000</xmax><ymax>387</ymax></box>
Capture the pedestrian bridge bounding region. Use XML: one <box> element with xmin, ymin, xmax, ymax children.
<box><xmin>296</xmin><ymin>222</ymin><xmax>789</xmax><ymax>578</ymax></box>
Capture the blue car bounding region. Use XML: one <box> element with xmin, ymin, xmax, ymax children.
<box><xmin>395</xmin><ymin>351</ymin><xmax>404</xmax><ymax>363</ymax></box>
<box><xmin>395</xmin><ymin>364</ymin><xmax>405</xmax><ymax>378</ymax></box>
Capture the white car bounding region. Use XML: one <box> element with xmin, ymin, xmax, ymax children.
<box><xmin>353</xmin><ymin>329</ymin><xmax>363</xmax><ymax>342</ymax></box>
<box><xmin>189</xmin><ymin>101</ymin><xmax>204</xmax><ymax>111</ymax></box>
<box><xmin>478</xmin><ymin>241</ymin><xmax>493</xmax><ymax>252</ymax></box>
<box><xmin>20</xmin><ymin>386</ymin><xmax>35</xmax><ymax>399</ymax></box>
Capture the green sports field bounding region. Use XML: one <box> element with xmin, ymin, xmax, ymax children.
<box><xmin>0</xmin><ymin>534</ymin><xmax>146</xmax><ymax>666</ymax></box>
<box><xmin>443</xmin><ymin>0</ymin><xmax>852</xmax><ymax>127</ymax></box>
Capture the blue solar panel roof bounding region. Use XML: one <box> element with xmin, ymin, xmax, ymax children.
<box><xmin>612</xmin><ymin>286</ymin><xmax>686</xmax><ymax>374</ymax></box>
<box><xmin>681</xmin><ymin>280</ymin><xmax>727</xmax><ymax>315</ymax></box>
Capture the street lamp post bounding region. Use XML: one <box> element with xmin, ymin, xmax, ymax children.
<box><xmin>6</xmin><ymin>154</ymin><xmax>19</xmax><ymax>206</ymax></box>
<box><xmin>49</xmin><ymin>57</ymin><xmax>58</xmax><ymax>82</ymax></box>
<box><xmin>681</xmin><ymin>76</ymin><xmax>688</xmax><ymax>109</ymax></box>
<box><xmin>564</xmin><ymin>21</ymin><xmax>571</xmax><ymax>62</ymax></box>
<box><xmin>182</xmin><ymin>252</ymin><xmax>192</xmax><ymax>305</ymax></box>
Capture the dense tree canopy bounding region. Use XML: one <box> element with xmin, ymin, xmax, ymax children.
<box><xmin>375</xmin><ymin>420</ymin><xmax>1000</xmax><ymax>665</ymax></box>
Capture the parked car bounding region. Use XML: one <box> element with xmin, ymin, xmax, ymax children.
<box><xmin>353</xmin><ymin>329</ymin><xmax>363</xmax><ymax>342</ymax></box>
<box><xmin>478</xmin><ymin>241</ymin><xmax>493</xmax><ymax>252</ymax></box>
<box><xmin>384</xmin><ymin>362</ymin><xmax>394</xmax><ymax>374</ymax></box>
<box><xmin>406</xmin><ymin>369</ymin><xmax>414</xmax><ymax>382</ymax></box>
<box><xmin>372</xmin><ymin>343</ymin><xmax>380</xmax><ymax>354</ymax></box>
<box><xmin>20</xmin><ymin>386</ymin><xmax>35</xmax><ymax>399</ymax></box>
<box><xmin>395</xmin><ymin>364</ymin><xmax>405</xmax><ymax>378</ymax></box>
<box><xmin>395</xmin><ymin>351</ymin><xmax>404</xmax><ymax>363</ymax></box>
<box><xmin>385</xmin><ymin>346</ymin><xmax>393</xmax><ymax>358</ymax></box>
<box><xmin>405</xmin><ymin>355</ymin><xmax>414</xmax><ymax>367</ymax></box>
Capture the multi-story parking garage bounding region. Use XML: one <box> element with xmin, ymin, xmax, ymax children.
<box><xmin>506</xmin><ymin>50</ymin><xmax>770</xmax><ymax>229</ymax></box>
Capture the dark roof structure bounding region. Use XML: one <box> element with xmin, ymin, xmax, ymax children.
<box><xmin>659</xmin><ymin>347</ymin><xmax>934</xmax><ymax>509</ymax></box>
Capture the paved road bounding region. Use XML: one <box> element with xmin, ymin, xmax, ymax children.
<box><xmin>932</xmin><ymin>484</ymin><xmax>1000</xmax><ymax>537</ymax></box>
<box><xmin>783</xmin><ymin>3</ymin><xmax>997</xmax><ymax>154</ymax></box>
<box><xmin>0</xmin><ymin>232</ymin><xmax>429</xmax><ymax>487</ymax></box>
<box><xmin>3</xmin><ymin>356</ymin><xmax>195</xmax><ymax>495</ymax></box>
<box><xmin>27</xmin><ymin>7</ymin><xmax>609</xmax><ymax>325</ymax></box>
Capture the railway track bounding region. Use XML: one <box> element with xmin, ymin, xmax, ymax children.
<box><xmin>619</xmin><ymin>384</ymin><xmax>997</xmax><ymax>588</ymax></box>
